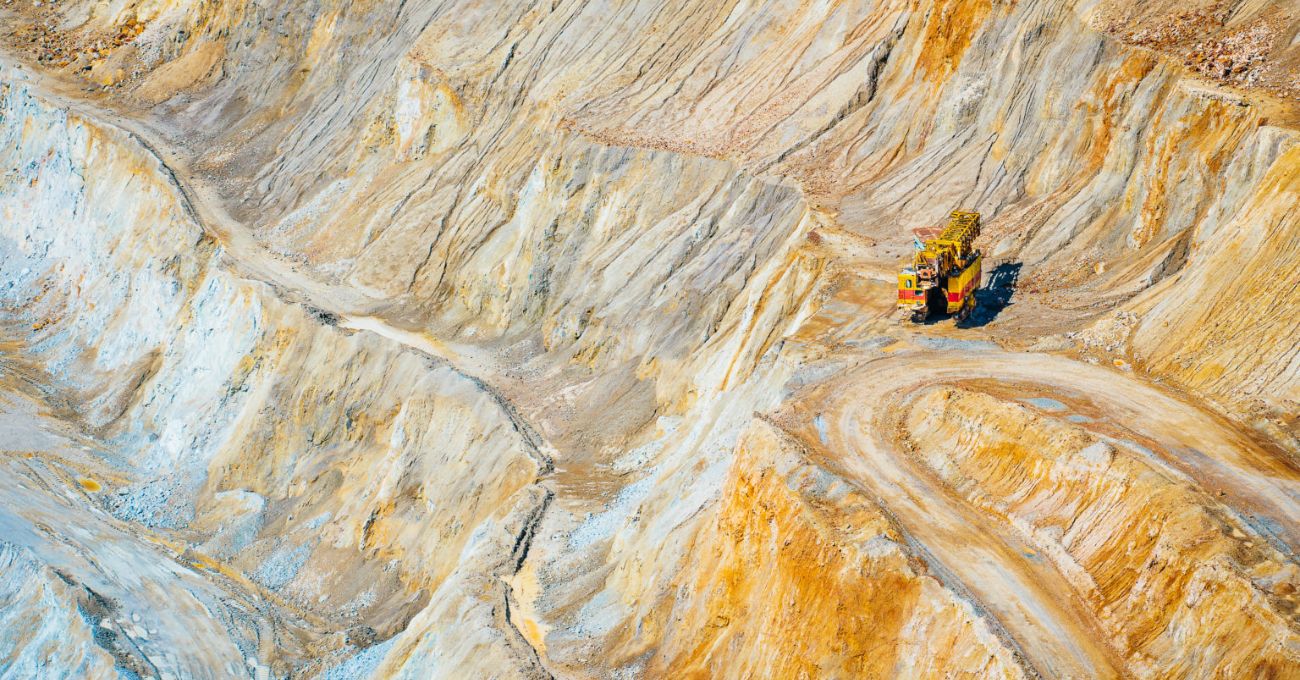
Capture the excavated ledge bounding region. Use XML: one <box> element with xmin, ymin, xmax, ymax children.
<box><xmin>903</xmin><ymin>385</ymin><xmax>1300</xmax><ymax>676</ymax></box>
<box><xmin>1</xmin><ymin>0</ymin><xmax>1298</xmax><ymax>677</ymax></box>
<box><xmin>0</xmin><ymin>74</ymin><xmax>553</xmax><ymax>675</ymax></box>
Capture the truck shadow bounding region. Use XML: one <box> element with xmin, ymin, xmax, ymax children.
<box><xmin>959</xmin><ymin>261</ymin><xmax>1021</xmax><ymax>328</ymax></box>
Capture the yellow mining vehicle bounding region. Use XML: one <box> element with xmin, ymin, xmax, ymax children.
<box><xmin>898</xmin><ymin>211</ymin><xmax>983</xmax><ymax>323</ymax></box>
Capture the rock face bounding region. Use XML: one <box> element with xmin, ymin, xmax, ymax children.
<box><xmin>0</xmin><ymin>0</ymin><xmax>1297</xmax><ymax>678</ymax></box>
<box><xmin>906</xmin><ymin>386</ymin><xmax>1299</xmax><ymax>677</ymax></box>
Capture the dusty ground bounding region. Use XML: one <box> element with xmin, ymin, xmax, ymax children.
<box><xmin>0</xmin><ymin>0</ymin><xmax>1298</xmax><ymax>677</ymax></box>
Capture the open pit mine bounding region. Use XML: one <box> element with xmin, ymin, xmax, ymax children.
<box><xmin>1</xmin><ymin>0</ymin><xmax>1299</xmax><ymax>678</ymax></box>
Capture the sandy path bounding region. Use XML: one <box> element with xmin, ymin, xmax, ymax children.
<box><xmin>782</xmin><ymin>348</ymin><xmax>1300</xmax><ymax>679</ymax></box>
<box><xmin>0</xmin><ymin>50</ymin><xmax>557</xmax><ymax>469</ymax></box>
<box><xmin>1</xmin><ymin>52</ymin><xmax>562</xmax><ymax>673</ymax></box>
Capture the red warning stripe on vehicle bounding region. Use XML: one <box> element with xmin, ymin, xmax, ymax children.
<box><xmin>946</xmin><ymin>277</ymin><xmax>978</xmax><ymax>303</ymax></box>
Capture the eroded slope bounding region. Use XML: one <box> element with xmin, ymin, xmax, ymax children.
<box><xmin>0</xmin><ymin>0</ymin><xmax>1298</xmax><ymax>677</ymax></box>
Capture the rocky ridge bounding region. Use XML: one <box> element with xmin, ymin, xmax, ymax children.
<box><xmin>0</xmin><ymin>0</ymin><xmax>1298</xmax><ymax>677</ymax></box>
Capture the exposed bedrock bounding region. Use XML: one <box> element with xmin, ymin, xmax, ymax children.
<box><xmin>0</xmin><ymin>0</ymin><xmax>1298</xmax><ymax>677</ymax></box>
<box><xmin>905</xmin><ymin>386</ymin><xmax>1300</xmax><ymax>677</ymax></box>
<box><xmin>1</xmin><ymin>80</ymin><xmax>548</xmax><ymax>675</ymax></box>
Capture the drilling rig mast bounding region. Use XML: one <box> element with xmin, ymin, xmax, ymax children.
<box><xmin>897</xmin><ymin>211</ymin><xmax>983</xmax><ymax>323</ymax></box>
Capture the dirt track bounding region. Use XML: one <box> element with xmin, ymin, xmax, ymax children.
<box><xmin>780</xmin><ymin>348</ymin><xmax>1300</xmax><ymax>679</ymax></box>
<box><xmin>4</xmin><ymin>10</ymin><xmax>1298</xmax><ymax>672</ymax></box>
